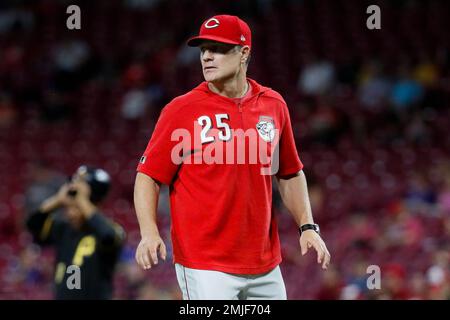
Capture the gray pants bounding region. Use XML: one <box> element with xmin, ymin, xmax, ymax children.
<box><xmin>175</xmin><ymin>263</ymin><xmax>287</xmax><ymax>300</ymax></box>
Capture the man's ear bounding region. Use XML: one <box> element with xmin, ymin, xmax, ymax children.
<box><xmin>242</xmin><ymin>45</ymin><xmax>250</xmax><ymax>57</ymax></box>
<box><xmin>241</xmin><ymin>46</ymin><xmax>251</xmax><ymax>63</ymax></box>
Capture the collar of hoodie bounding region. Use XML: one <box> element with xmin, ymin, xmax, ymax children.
<box><xmin>193</xmin><ymin>78</ymin><xmax>270</xmax><ymax>105</ymax></box>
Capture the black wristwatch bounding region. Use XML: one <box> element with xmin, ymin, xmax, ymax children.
<box><xmin>299</xmin><ymin>223</ymin><xmax>320</xmax><ymax>235</ymax></box>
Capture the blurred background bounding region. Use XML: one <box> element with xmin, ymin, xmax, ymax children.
<box><xmin>0</xmin><ymin>0</ymin><xmax>449</xmax><ymax>300</ymax></box>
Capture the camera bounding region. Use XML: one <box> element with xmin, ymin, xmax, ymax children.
<box><xmin>67</xmin><ymin>189</ymin><xmax>78</xmax><ymax>198</ymax></box>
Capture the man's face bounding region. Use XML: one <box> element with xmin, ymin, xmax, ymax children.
<box><xmin>199</xmin><ymin>41</ymin><xmax>243</xmax><ymax>83</ymax></box>
<box><xmin>66</xmin><ymin>205</ymin><xmax>83</xmax><ymax>226</ymax></box>
<box><xmin>65</xmin><ymin>171</ymin><xmax>88</xmax><ymax>227</ymax></box>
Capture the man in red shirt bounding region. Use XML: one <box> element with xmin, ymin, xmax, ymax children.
<box><xmin>134</xmin><ymin>14</ymin><xmax>330</xmax><ymax>299</ymax></box>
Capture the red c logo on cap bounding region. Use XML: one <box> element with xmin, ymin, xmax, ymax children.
<box><xmin>204</xmin><ymin>18</ymin><xmax>220</xmax><ymax>29</ymax></box>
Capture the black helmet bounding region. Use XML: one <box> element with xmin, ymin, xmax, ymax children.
<box><xmin>73</xmin><ymin>165</ymin><xmax>111</xmax><ymax>203</ymax></box>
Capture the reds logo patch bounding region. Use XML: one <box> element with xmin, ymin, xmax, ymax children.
<box><xmin>256</xmin><ymin>116</ymin><xmax>276</xmax><ymax>142</ymax></box>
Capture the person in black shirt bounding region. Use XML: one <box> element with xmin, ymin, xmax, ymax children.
<box><xmin>26</xmin><ymin>165</ymin><xmax>125</xmax><ymax>300</ymax></box>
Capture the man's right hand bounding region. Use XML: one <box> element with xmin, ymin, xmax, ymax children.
<box><xmin>135</xmin><ymin>235</ymin><xmax>167</xmax><ymax>270</ymax></box>
<box><xmin>39</xmin><ymin>183</ymin><xmax>71</xmax><ymax>213</ymax></box>
<box><xmin>56</xmin><ymin>183</ymin><xmax>72</xmax><ymax>204</ymax></box>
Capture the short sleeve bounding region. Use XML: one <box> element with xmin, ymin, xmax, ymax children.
<box><xmin>137</xmin><ymin>105</ymin><xmax>184</xmax><ymax>185</ymax></box>
<box><xmin>276</xmin><ymin>103</ymin><xmax>303</xmax><ymax>177</ymax></box>
<box><xmin>26</xmin><ymin>210</ymin><xmax>67</xmax><ymax>246</ymax></box>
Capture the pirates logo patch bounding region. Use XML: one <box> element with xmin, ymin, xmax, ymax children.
<box><xmin>256</xmin><ymin>116</ymin><xmax>276</xmax><ymax>142</ymax></box>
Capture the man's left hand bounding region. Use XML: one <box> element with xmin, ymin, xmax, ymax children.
<box><xmin>299</xmin><ymin>230</ymin><xmax>331</xmax><ymax>270</ymax></box>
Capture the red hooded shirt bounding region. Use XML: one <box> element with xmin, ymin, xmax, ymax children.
<box><xmin>137</xmin><ymin>78</ymin><xmax>303</xmax><ymax>274</ymax></box>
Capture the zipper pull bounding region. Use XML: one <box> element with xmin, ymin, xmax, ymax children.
<box><xmin>238</xmin><ymin>102</ymin><xmax>242</xmax><ymax>113</ymax></box>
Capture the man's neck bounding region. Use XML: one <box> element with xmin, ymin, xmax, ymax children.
<box><xmin>208</xmin><ymin>74</ymin><xmax>248</xmax><ymax>99</ymax></box>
